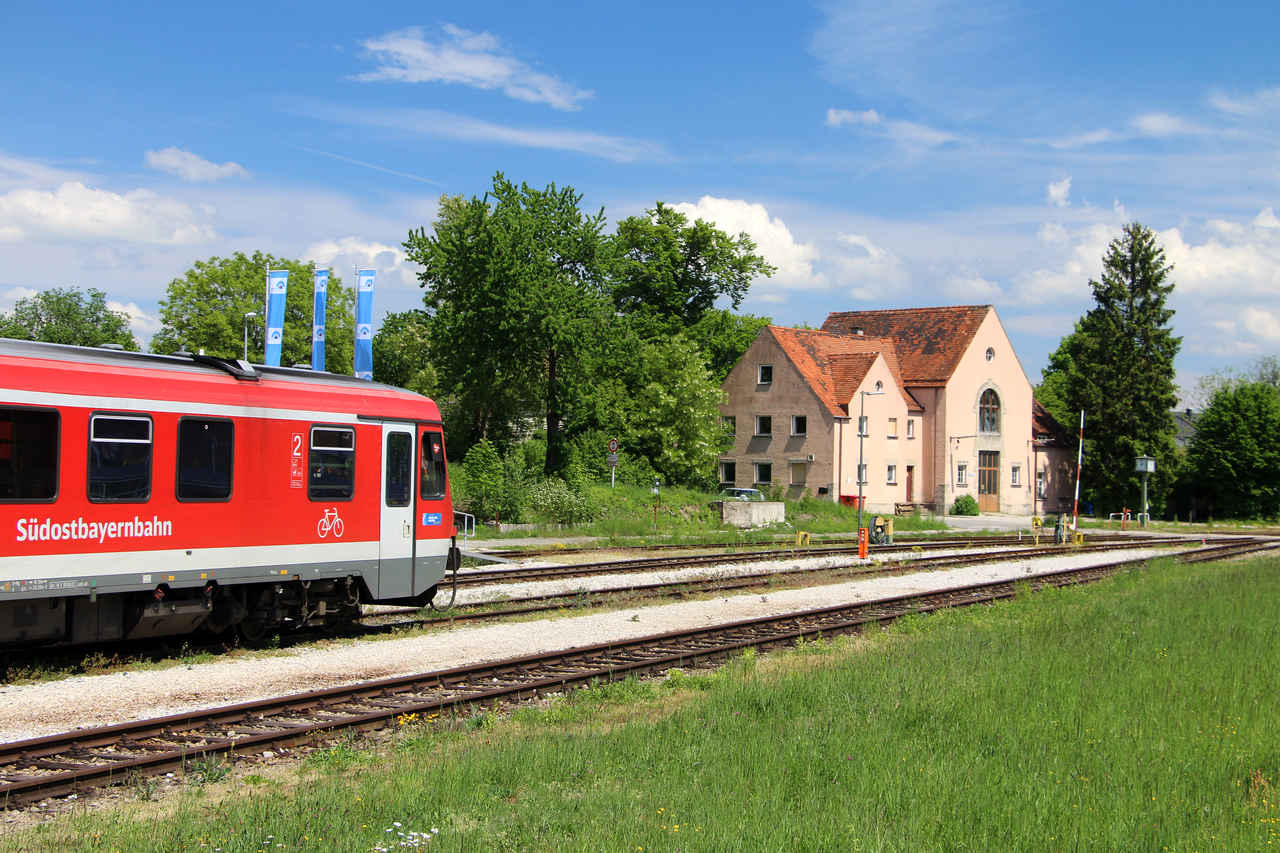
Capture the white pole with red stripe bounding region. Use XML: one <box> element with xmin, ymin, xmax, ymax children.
<box><xmin>1071</xmin><ymin>410</ymin><xmax>1084</xmax><ymax>531</ymax></box>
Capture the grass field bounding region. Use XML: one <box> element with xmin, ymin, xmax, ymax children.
<box><xmin>11</xmin><ymin>555</ymin><xmax>1279</xmax><ymax>851</ymax></box>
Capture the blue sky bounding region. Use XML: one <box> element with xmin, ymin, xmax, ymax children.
<box><xmin>3</xmin><ymin>1</ymin><xmax>1279</xmax><ymax>401</ymax></box>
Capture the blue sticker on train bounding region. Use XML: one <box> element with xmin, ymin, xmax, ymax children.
<box><xmin>422</xmin><ymin>513</ymin><xmax>442</xmax><ymax>526</ymax></box>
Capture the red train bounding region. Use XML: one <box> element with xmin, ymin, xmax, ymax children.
<box><xmin>0</xmin><ymin>338</ymin><xmax>459</xmax><ymax>646</ymax></box>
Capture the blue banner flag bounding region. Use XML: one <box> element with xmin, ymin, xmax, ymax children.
<box><xmin>354</xmin><ymin>268</ymin><xmax>375</xmax><ymax>380</ymax></box>
<box><xmin>311</xmin><ymin>268</ymin><xmax>329</xmax><ymax>372</ymax></box>
<box><xmin>265</xmin><ymin>269</ymin><xmax>289</xmax><ymax>367</ymax></box>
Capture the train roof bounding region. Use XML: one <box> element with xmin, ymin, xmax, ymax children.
<box><xmin>0</xmin><ymin>337</ymin><xmax>442</xmax><ymax>423</ymax></box>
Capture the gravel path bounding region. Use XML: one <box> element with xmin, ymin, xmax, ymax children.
<box><xmin>0</xmin><ymin>546</ymin><xmax>1178</xmax><ymax>744</ymax></box>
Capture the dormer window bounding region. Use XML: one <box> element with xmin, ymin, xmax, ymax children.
<box><xmin>758</xmin><ymin>364</ymin><xmax>773</xmax><ymax>384</ymax></box>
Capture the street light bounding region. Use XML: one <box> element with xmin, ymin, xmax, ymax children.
<box><xmin>856</xmin><ymin>389</ymin><xmax>885</xmax><ymax>536</ymax></box>
<box><xmin>243</xmin><ymin>312</ymin><xmax>257</xmax><ymax>362</ymax></box>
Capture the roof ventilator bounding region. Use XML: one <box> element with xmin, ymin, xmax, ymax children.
<box><xmin>189</xmin><ymin>352</ymin><xmax>260</xmax><ymax>381</ymax></box>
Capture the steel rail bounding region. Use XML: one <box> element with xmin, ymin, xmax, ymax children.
<box><xmin>1</xmin><ymin>538</ymin><xmax>1264</xmax><ymax>809</ymax></box>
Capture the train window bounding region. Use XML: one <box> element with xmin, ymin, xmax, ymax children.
<box><xmin>88</xmin><ymin>414</ymin><xmax>152</xmax><ymax>502</ymax></box>
<box><xmin>385</xmin><ymin>431</ymin><xmax>412</xmax><ymax>507</ymax></box>
<box><xmin>177</xmin><ymin>419</ymin><xmax>234</xmax><ymax>501</ymax></box>
<box><xmin>309</xmin><ymin>426</ymin><xmax>355</xmax><ymax>501</ymax></box>
<box><xmin>419</xmin><ymin>430</ymin><xmax>446</xmax><ymax>500</ymax></box>
<box><xmin>0</xmin><ymin>407</ymin><xmax>59</xmax><ymax>502</ymax></box>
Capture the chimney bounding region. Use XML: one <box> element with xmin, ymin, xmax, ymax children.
<box><xmin>854</xmin><ymin>327</ymin><xmax>864</xmax><ymax>336</ymax></box>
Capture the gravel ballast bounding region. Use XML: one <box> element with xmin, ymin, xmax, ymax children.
<box><xmin>0</xmin><ymin>546</ymin><xmax>1178</xmax><ymax>744</ymax></box>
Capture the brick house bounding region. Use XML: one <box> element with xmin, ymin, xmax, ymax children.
<box><xmin>720</xmin><ymin>305</ymin><xmax>1071</xmax><ymax>514</ymax></box>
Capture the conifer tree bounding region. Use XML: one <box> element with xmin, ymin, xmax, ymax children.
<box><xmin>1058</xmin><ymin>223</ymin><xmax>1181</xmax><ymax>513</ymax></box>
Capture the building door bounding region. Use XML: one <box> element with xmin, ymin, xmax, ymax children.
<box><xmin>378</xmin><ymin>424</ymin><xmax>416</xmax><ymax>598</ymax></box>
<box><xmin>905</xmin><ymin>465</ymin><xmax>914</xmax><ymax>502</ymax></box>
<box><xmin>978</xmin><ymin>451</ymin><xmax>1000</xmax><ymax>513</ymax></box>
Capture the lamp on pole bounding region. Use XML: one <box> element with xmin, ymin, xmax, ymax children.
<box><xmin>242</xmin><ymin>312</ymin><xmax>257</xmax><ymax>362</ymax></box>
<box><xmin>856</xmin><ymin>389</ymin><xmax>884</xmax><ymax>534</ymax></box>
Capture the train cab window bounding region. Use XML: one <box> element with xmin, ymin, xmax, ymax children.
<box><xmin>177</xmin><ymin>419</ymin><xmax>234</xmax><ymax>501</ymax></box>
<box><xmin>309</xmin><ymin>426</ymin><xmax>355</xmax><ymax>500</ymax></box>
<box><xmin>88</xmin><ymin>414</ymin><xmax>152</xmax><ymax>502</ymax></box>
<box><xmin>385</xmin><ymin>431</ymin><xmax>412</xmax><ymax>507</ymax></box>
<box><xmin>0</xmin><ymin>407</ymin><xmax>59</xmax><ymax>502</ymax></box>
<box><xmin>419</xmin><ymin>430</ymin><xmax>446</xmax><ymax>500</ymax></box>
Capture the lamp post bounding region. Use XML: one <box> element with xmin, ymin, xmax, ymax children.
<box><xmin>242</xmin><ymin>312</ymin><xmax>257</xmax><ymax>362</ymax></box>
<box><xmin>856</xmin><ymin>389</ymin><xmax>884</xmax><ymax>535</ymax></box>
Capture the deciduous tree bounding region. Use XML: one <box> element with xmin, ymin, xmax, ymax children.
<box><xmin>372</xmin><ymin>309</ymin><xmax>436</xmax><ymax>395</ymax></box>
<box><xmin>1185</xmin><ymin>382</ymin><xmax>1280</xmax><ymax>518</ymax></box>
<box><xmin>404</xmin><ymin>176</ymin><xmax>610</xmax><ymax>475</ymax></box>
<box><xmin>0</xmin><ymin>287</ymin><xmax>138</xmax><ymax>350</ymax></box>
<box><xmin>151</xmin><ymin>251</ymin><xmax>354</xmax><ymax>371</ymax></box>
<box><xmin>609</xmin><ymin>203</ymin><xmax>775</xmax><ymax>334</ymax></box>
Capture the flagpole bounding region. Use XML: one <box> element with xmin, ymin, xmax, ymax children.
<box><xmin>1071</xmin><ymin>410</ymin><xmax>1084</xmax><ymax>531</ymax></box>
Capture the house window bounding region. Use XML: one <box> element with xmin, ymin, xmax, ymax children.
<box><xmin>792</xmin><ymin>415</ymin><xmax>806</xmax><ymax>436</ymax></box>
<box><xmin>857</xmin><ymin>463</ymin><xmax>868</xmax><ymax>485</ymax></box>
<box><xmin>957</xmin><ymin>463</ymin><xmax>968</xmax><ymax>486</ymax></box>
<box><xmin>1011</xmin><ymin>464</ymin><xmax>1022</xmax><ymax>487</ymax></box>
<box><xmin>754</xmin><ymin>415</ymin><xmax>772</xmax><ymax>436</ymax></box>
<box><xmin>758</xmin><ymin>364</ymin><xmax>773</xmax><ymax>384</ymax></box>
<box><xmin>754</xmin><ymin>462</ymin><xmax>772</xmax><ymax>485</ymax></box>
<box><xmin>985</xmin><ymin>347</ymin><xmax>995</xmax><ymax>362</ymax></box>
<box><xmin>1036</xmin><ymin>470</ymin><xmax>1046</xmax><ymax>499</ymax></box>
<box><xmin>720</xmin><ymin>461</ymin><xmax>736</xmax><ymax>486</ymax></box>
<box><xmin>979</xmin><ymin>389</ymin><xmax>1001</xmax><ymax>433</ymax></box>
<box><xmin>722</xmin><ymin>416</ymin><xmax>736</xmax><ymax>436</ymax></box>
<box><xmin>874</xmin><ymin>380</ymin><xmax>883</xmax><ymax>391</ymax></box>
<box><xmin>906</xmin><ymin>419</ymin><xmax>915</xmax><ymax>439</ymax></box>
<box><xmin>790</xmin><ymin>462</ymin><xmax>807</xmax><ymax>485</ymax></box>
<box><xmin>887</xmin><ymin>464</ymin><xmax>897</xmax><ymax>484</ymax></box>
<box><xmin>887</xmin><ymin>417</ymin><xmax>898</xmax><ymax>438</ymax></box>
<box><xmin>858</xmin><ymin>415</ymin><xmax>869</xmax><ymax>437</ymax></box>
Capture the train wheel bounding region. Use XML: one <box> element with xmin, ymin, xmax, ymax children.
<box><xmin>236</xmin><ymin>614</ymin><xmax>274</xmax><ymax>646</ymax></box>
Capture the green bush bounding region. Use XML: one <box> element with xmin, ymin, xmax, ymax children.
<box><xmin>951</xmin><ymin>494</ymin><xmax>980</xmax><ymax>515</ymax></box>
<box><xmin>519</xmin><ymin>478</ymin><xmax>601</xmax><ymax>525</ymax></box>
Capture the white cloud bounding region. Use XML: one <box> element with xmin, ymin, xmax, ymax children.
<box><xmin>1047</xmin><ymin>128</ymin><xmax>1118</xmax><ymax>149</ymax></box>
<box><xmin>144</xmin><ymin>148</ymin><xmax>248</xmax><ymax>182</ymax></box>
<box><xmin>945</xmin><ymin>275</ymin><xmax>1002</xmax><ymax>299</ymax></box>
<box><xmin>0</xmin><ymin>182</ymin><xmax>216</xmax><ymax>244</ymax></box>
<box><xmin>355</xmin><ymin>25</ymin><xmax>592</xmax><ymax>111</ymax></box>
<box><xmin>0</xmin><ymin>152</ymin><xmax>86</xmax><ymax>191</ymax></box>
<box><xmin>1130</xmin><ymin>112</ymin><xmax>1207</xmax><ymax>138</ymax></box>
<box><xmin>1014</xmin><ymin>222</ymin><xmax>1115</xmax><ymax>304</ymax></box>
<box><xmin>1037</xmin><ymin>222</ymin><xmax>1068</xmax><ymax>243</ymax></box>
<box><xmin>1254</xmin><ymin>207</ymin><xmax>1280</xmax><ymax>229</ymax></box>
<box><xmin>304</xmin><ymin>236</ymin><xmax>420</xmax><ymax>292</ymax></box>
<box><xmin>671</xmin><ymin>197</ymin><xmax>822</xmax><ymax>293</ymax></box>
<box><xmin>0</xmin><ymin>285</ymin><xmax>38</xmax><ymax>313</ymax></box>
<box><xmin>1047</xmin><ymin>176</ymin><xmax>1071</xmax><ymax>208</ymax></box>
<box><xmin>825</xmin><ymin>108</ymin><xmax>881</xmax><ymax>128</ymax></box>
<box><xmin>1208</xmin><ymin>86</ymin><xmax>1280</xmax><ymax>116</ymax></box>
<box><xmin>1242</xmin><ymin>306</ymin><xmax>1280</xmax><ymax>341</ymax></box>
<box><xmin>830</xmin><ymin>232</ymin><xmax>908</xmax><ymax>294</ymax></box>
<box><xmin>107</xmin><ymin>299</ymin><xmax>164</xmax><ymax>341</ymax></box>
<box><xmin>826</xmin><ymin>106</ymin><xmax>957</xmax><ymax>147</ymax></box>
<box><xmin>299</xmin><ymin>103</ymin><xmax>664</xmax><ymax>163</ymax></box>
<box><xmin>1156</xmin><ymin>225</ymin><xmax>1280</xmax><ymax>297</ymax></box>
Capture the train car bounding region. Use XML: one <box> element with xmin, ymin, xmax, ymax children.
<box><xmin>0</xmin><ymin>338</ymin><xmax>460</xmax><ymax>647</ymax></box>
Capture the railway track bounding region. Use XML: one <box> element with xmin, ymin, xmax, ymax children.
<box><xmin>388</xmin><ymin>535</ymin><xmax>1211</xmax><ymax>626</ymax></box>
<box><xmin>453</xmin><ymin>533</ymin><xmax>1180</xmax><ymax>587</ymax></box>
<box><xmin>3</xmin><ymin>537</ymin><xmax>1271</xmax><ymax>809</ymax></box>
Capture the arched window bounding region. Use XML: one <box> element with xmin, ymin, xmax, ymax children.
<box><xmin>979</xmin><ymin>389</ymin><xmax>1000</xmax><ymax>433</ymax></box>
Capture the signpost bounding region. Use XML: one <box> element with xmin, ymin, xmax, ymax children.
<box><xmin>1135</xmin><ymin>455</ymin><xmax>1155</xmax><ymax>526</ymax></box>
<box><xmin>607</xmin><ymin>438</ymin><xmax>619</xmax><ymax>488</ymax></box>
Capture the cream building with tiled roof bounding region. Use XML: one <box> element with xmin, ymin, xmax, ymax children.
<box><xmin>720</xmin><ymin>305</ymin><xmax>1073</xmax><ymax>514</ymax></box>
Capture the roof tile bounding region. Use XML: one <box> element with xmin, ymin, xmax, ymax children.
<box><xmin>821</xmin><ymin>305</ymin><xmax>991</xmax><ymax>384</ymax></box>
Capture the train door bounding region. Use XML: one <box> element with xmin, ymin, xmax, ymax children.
<box><xmin>378</xmin><ymin>423</ymin><xmax>416</xmax><ymax>599</ymax></box>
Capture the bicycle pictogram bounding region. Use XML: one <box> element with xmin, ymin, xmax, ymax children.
<box><xmin>316</xmin><ymin>506</ymin><xmax>345</xmax><ymax>538</ymax></box>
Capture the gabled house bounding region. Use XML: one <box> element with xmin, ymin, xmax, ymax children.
<box><xmin>720</xmin><ymin>305</ymin><xmax>1071</xmax><ymax>514</ymax></box>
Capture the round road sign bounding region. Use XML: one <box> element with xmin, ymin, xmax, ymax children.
<box><xmin>607</xmin><ymin>437</ymin><xmax>619</xmax><ymax>453</ymax></box>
